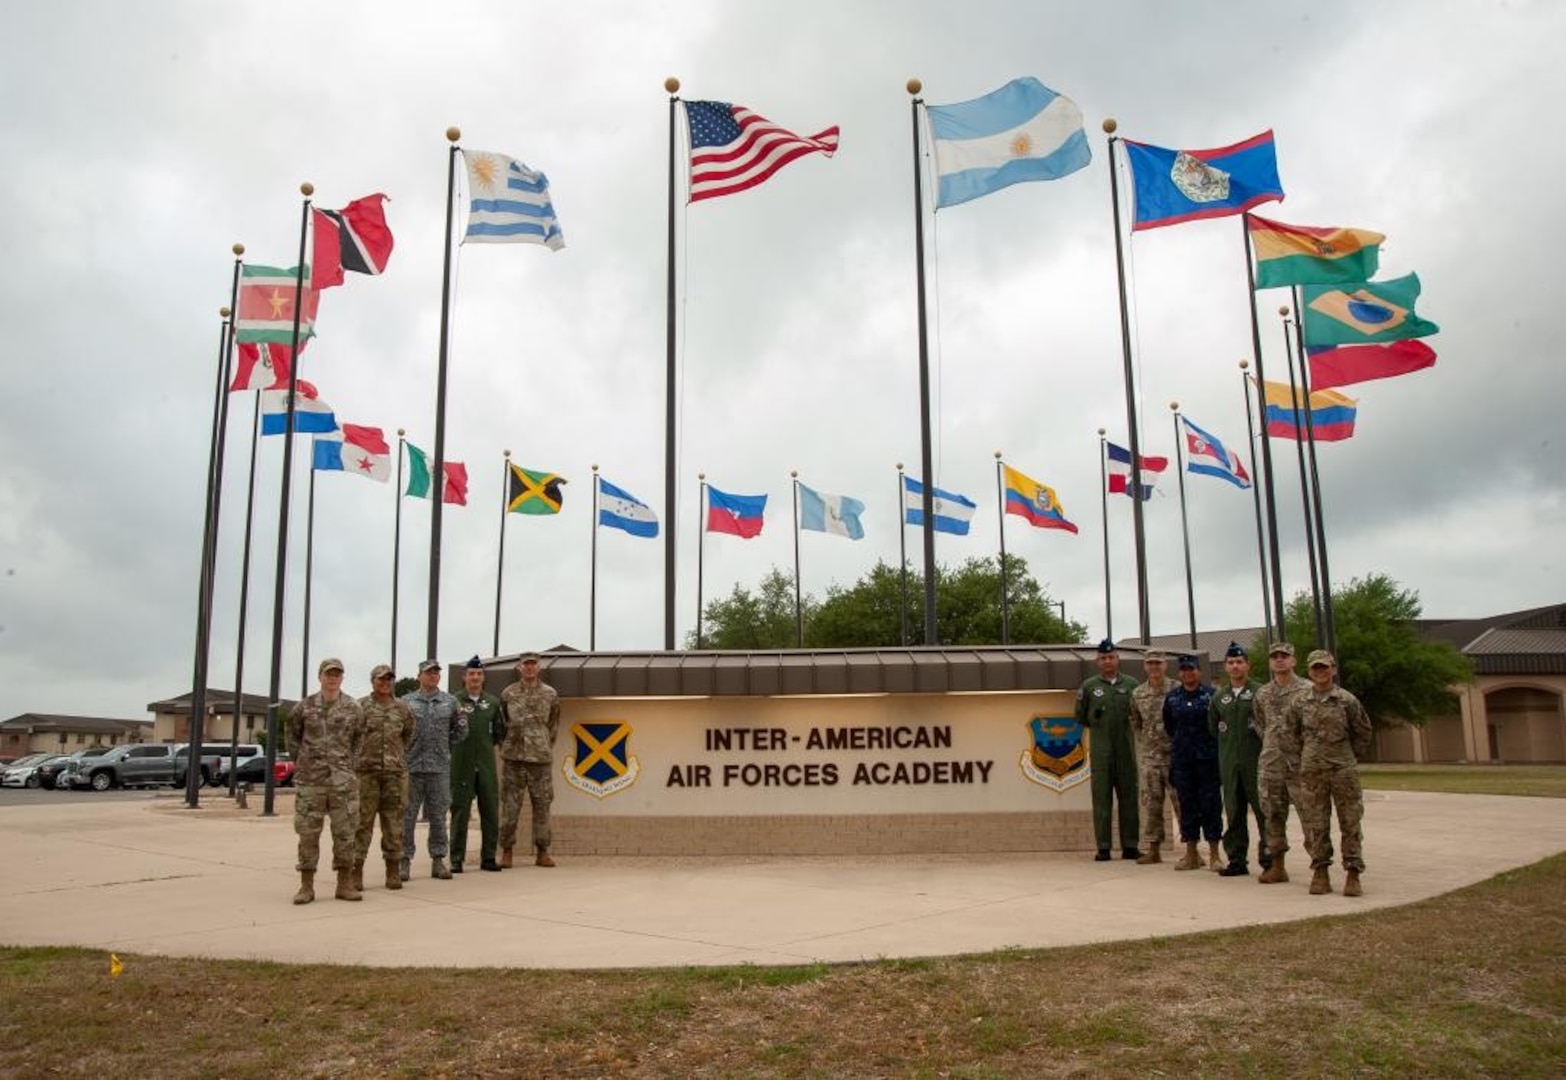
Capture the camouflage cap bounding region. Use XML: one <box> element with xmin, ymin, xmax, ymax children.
<box><xmin>370</xmin><ymin>664</ymin><xmax>394</xmax><ymax>680</ymax></box>
<box><xmin>318</xmin><ymin>657</ymin><xmax>345</xmax><ymax>676</ymax></box>
<box><xmin>417</xmin><ymin>659</ymin><xmax>442</xmax><ymax>674</ymax></box>
<box><xmin>1268</xmin><ymin>641</ymin><xmax>1296</xmax><ymax>657</ymax></box>
<box><xmin>1306</xmin><ymin>649</ymin><xmax>1336</xmax><ymax>667</ymax></box>
<box><xmin>1143</xmin><ymin>649</ymin><xmax>1169</xmax><ymax>663</ymax></box>
<box><xmin>517</xmin><ymin>650</ymin><xmax>541</xmax><ymax>665</ymax></box>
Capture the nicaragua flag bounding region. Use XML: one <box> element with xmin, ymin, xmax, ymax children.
<box><xmin>799</xmin><ymin>483</ymin><xmax>865</xmax><ymax>540</ymax></box>
<box><xmin>462</xmin><ymin>150</ymin><xmax>564</xmax><ymax>249</ymax></box>
<box><xmin>261</xmin><ymin>388</ymin><xmax>337</xmax><ymax>436</ymax></box>
<box><xmin>312</xmin><ymin>424</ymin><xmax>390</xmax><ymax>482</ymax></box>
<box><xmin>928</xmin><ymin>77</ymin><xmax>1090</xmax><ymax>208</ymax></box>
<box><xmin>598</xmin><ymin>478</ymin><xmax>658</xmax><ymax>538</ymax></box>
<box><xmin>1181</xmin><ymin>417</ymin><xmax>1251</xmax><ymax>489</ymax></box>
<box><xmin>903</xmin><ymin>475</ymin><xmax>976</xmax><ymax>535</ymax></box>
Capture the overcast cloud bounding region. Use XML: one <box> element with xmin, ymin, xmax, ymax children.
<box><xmin>1</xmin><ymin>0</ymin><xmax>1560</xmax><ymax>721</ymax></box>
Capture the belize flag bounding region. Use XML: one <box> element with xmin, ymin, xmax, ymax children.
<box><xmin>1123</xmin><ymin>131</ymin><xmax>1283</xmax><ymax>230</ymax></box>
<box><xmin>312</xmin><ymin>424</ymin><xmax>390</xmax><ymax>482</ymax></box>
<box><xmin>1181</xmin><ymin>417</ymin><xmax>1251</xmax><ymax>490</ymax></box>
<box><xmin>706</xmin><ymin>485</ymin><xmax>766</xmax><ymax>538</ymax></box>
<box><xmin>1105</xmin><ymin>442</ymin><xmax>1168</xmax><ymax>501</ymax></box>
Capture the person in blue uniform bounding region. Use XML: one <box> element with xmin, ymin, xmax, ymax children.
<box><xmin>1163</xmin><ymin>654</ymin><xmax>1224</xmax><ymax>872</ymax></box>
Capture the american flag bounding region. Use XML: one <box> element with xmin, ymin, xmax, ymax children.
<box><xmin>684</xmin><ymin>100</ymin><xmax>839</xmax><ymax>203</ymax></box>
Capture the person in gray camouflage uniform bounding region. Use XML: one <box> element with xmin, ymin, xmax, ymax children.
<box><xmin>1253</xmin><ymin>642</ymin><xmax>1310</xmax><ymax>885</ymax></box>
<box><xmin>1290</xmin><ymin>649</ymin><xmax>1374</xmax><ymax>897</ymax></box>
<box><xmin>1127</xmin><ymin>649</ymin><xmax>1177</xmax><ymax>864</ymax></box>
<box><xmin>499</xmin><ymin>651</ymin><xmax>562</xmax><ymax>868</ymax></box>
<box><xmin>354</xmin><ymin>664</ymin><xmax>415</xmax><ymax>892</ymax></box>
<box><xmin>286</xmin><ymin>657</ymin><xmax>366</xmax><ymax>904</ymax></box>
<box><xmin>400</xmin><ymin>660</ymin><xmax>466</xmax><ymax>882</ymax></box>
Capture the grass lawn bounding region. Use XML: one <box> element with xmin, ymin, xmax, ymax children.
<box><xmin>1361</xmin><ymin>763</ymin><xmax>1566</xmax><ymax>798</ymax></box>
<box><xmin>3</xmin><ymin>852</ymin><xmax>1564</xmax><ymax>1078</ymax></box>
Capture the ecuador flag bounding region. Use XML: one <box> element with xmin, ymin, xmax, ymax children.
<box><xmin>1003</xmin><ymin>465</ymin><xmax>1078</xmax><ymax>533</ymax></box>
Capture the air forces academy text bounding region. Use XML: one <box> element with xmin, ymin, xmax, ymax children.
<box><xmin>667</xmin><ymin>724</ymin><xmax>993</xmax><ymax>788</ymax></box>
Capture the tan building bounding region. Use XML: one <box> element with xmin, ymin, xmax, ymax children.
<box><xmin>144</xmin><ymin>690</ymin><xmax>294</xmax><ymax>746</ymax></box>
<box><xmin>1</xmin><ymin>714</ymin><xmax>152</xmax><ymax>757</ymax></box>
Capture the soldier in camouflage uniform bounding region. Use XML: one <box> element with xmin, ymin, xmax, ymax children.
<box><xmin>400</xmin><ymin>660</ymin><xmax>467</xmax><ymax>882</ymax></box>
<box><xmin>500</xmin><ymin>651</ymin><xmax>562</xmax><ymax>868</ymax></box>
<box><xmin>1253</xmin><ymin>642</ymin><xmax>1310</xmax><ymax>885</ymax></box>
<box><xmin>450</xmin><ymin>656</ymin><xmax>505</xmax><ymax>873</ymax></box>
<box><xmin>285</xmin><ymin>658</ymin><xmax>366</xmax><ymax>904</ymax></box>
<box><xmin>1128</xmin><ymin>649</ymin><xmax>1177</xmax><ymax>864</ymax></box>
<box><xmin>354</xmin><ymin>663</ymin><xmax>415</xmax><ymax>892</ymax></box>
<box><xmin>1208</xmin><ymin>642</ymin><xmax>1267</xmax><ymax>878</ymax></box>
<box><xmin>1290</xmin><ymin>649</ymin><xmax>1374</xmax><ymax>897</ymax></box>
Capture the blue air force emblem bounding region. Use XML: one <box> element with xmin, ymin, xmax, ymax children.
<box><xmin>1020</xmin><ymin>715</ymin><xmax>1090</xmax><ymax>793</ymax></box>
<box><xmin>562</xmin><ymin>721</ymin><xmax>641</xmax><ymax>799</ymax></box>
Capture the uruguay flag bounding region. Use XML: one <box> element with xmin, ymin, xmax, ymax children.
<box><xmin>799</xmin><ymin>483</ymin><xmax>865</xmax><ymax>540</ymax></box>
<box><xmin>1181</xmin><ymin>417</ymin><xmax>1252</xmax><ymax>489</ymax></box>
<box><xmin>928</xmin><ymin>77</ymin><xmax>1091</xmax><ymax>209</ymax></box>
<box><xmin>312</xmin><ymin>424</ymin><xmax>390</xmax><ymax>482</ymax></box>
<box><xmin>598</xmin><ymin>478</ymin><xmax>658</xmax><ymax>538</ymax></box>
<box><xmin>261</xmin><ymin>388</ymin><xmax>337</xmax><ymax>436</ymax></box>
<box><xmin>903</xmin><ymin>475</ymin><xmax>976</xmax><ymax>536</ymax></box>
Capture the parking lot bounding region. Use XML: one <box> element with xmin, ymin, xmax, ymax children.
<box><xmin>0</xmin><ymin>786</ymin><xmax>178</xmax><ymax>807</ymax></box>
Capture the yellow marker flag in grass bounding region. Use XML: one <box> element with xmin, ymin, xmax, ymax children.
<box><xmin>109</xmin><ymin>954</ymin><xmax>124</xmax><ymax>978</ymax></box>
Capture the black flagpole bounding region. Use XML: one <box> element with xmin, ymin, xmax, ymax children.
<box><xmin>428</xmin><ymin>128</ymin><xmax>462</xmax><ymax>662</ymax></box>
<box><xmin>1097</xmin><ymin>429</ymin><xmax>1112</xmax><ymax>642</ymax></box>
<box><xmin>229</xmin><ymin>386</ymin><xmax>261</xmax><ymax>797</ymax></box>
<box><xmin>300</xmin><ymin>458</ymin><xmax>317</xmax><ymax>700</ymax></box>
<box><xmin>1292</xmin><ymin>286</ymin><xmax>1337</xmax><ymax>655</ymax></box>
<box><xmin>1239</xmin><ymin>361</ymin><xmax>1274</xmax><ymax>642</ymax></box>
<box><xmin>494</xmin><ymin>450</ymin><xmax>511</xmax><ymax>657</ymax></box>
<box><xmin>1241</xmin><ymin>213</ymin><xmax>1288</xmax><ymax>633</ymax></box>
<box><xmin>1280</xmin><ymin>306</ymin><xmax>1324</xmax><ymax>646</ymax></box>
<box><xmin>1103</xmin><ymin>122</ymin><xmax>1151</xmax><ymax>644</ymax></box>
<box><xmin>909</xmin><ymin>79</ymin><xmax>938</xmax><ymax>645</ymax></box>
<box><xmin>896</xmin><ymin>463</ymin><xmax>909</xmax><ymax>646</ymax></box>
<box><xmin>694</xmin><ymin>474</ymin><xmax>706</xmax><ymax>649</ymax></box>
<box><xmin>993</xmin><ymin>452</ymin><xmax>1010</xmax><ymax>645</ymax></box>
<box><xmin>664</xmin><ymin>78</ymin><xmax>681</xmax><ymax>651</ymax></box>
<box><xmin>1170</xmin><ymin>403</ymin><xmax>1198</xmax><ymax>650</ymax></box>
<box><xmin>589</xmin><ymin>465</ymin><xmax>599</xmax><ymax>651</ymax></box>
<box><xmin>262</xmin><ymin>183</ymin><xmax>315</xmax><ymax>817</ymax></box>
<box><xmin>392</xmin><ymin>428</ymin><xmax>404</xmax><ymax>674</ymax></box>
<box><xmin>791</xmin><ymin>471</ymin><xmax>803</xmax><ymax>648</ymax></box>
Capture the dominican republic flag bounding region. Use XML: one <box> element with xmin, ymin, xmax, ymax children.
<box><xmin>706</xmin><ymin>485</ymin><xmax>766</xmax><ymax>538</ymax></box>
<box><xmin>312</xmin><ymin>194</ymin><xmax>394</xmax><ymax>289</ymax></box>
<box><xmin>598</xmin><ymin>479</ymin><xmax>658</xmax><ymax>538</ymax></box>
<box><xmin>260</xmin><ymin>387</ymin><xmax>337</xmax><ymax>436</ymax></box>
<box><xmin>312</xmin><ymin>424</ymin><xmax>390</xmax><ymax>482</ymax></box>
<box><xmin>1181</xmin><ymin>417</ymin><xmax>1252</xmax><ymax>489</ymax></box>
<box><xmin>1105</xmin><ymin>442</ymin><xmax>1167</xmax><ymax>500</ymax></box>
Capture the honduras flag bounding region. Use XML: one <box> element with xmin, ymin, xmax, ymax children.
<box><xmin>598</xmin><ymin>478</ymin><xmax>658</xmax><ymax>538</ymax></box>
<box><xmin>928</xmin><ymin>77</ymin><xmax>1090</xmax><ymax>209</ymax></box>
<box><xmin>798</xmin><ymin>483</ymin><xmax>865</xmax><ymax>540</ymax></box>
<box><xmin>903</xmin><ymin>475</ymin><xmax>976</xmax><ymax>536</ymax></box>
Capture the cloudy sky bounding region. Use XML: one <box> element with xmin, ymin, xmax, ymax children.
<box><xmin>2</xmin><ymin>0</ymin><xmax>1560</xmax><ymax>721</ymax></box>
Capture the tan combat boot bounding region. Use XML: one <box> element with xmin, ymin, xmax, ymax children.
<box><xmin>500</xmin><ymin>847</ymin><xmax>514</xmax><ymax>869</ymax></box>
<box><xmin>535</xmin><ymin>847</ymin><xmax>556</xmax><ymax>868</ymax></box>
<box><xmin>335</xmin><ymin>867</ymin><xmax>363</xmax><ymax>901</ymax></box>
<box><xmin>1343</xmin><ymin>870</ymin><xmax>1362</xmax><ymax>897</ymax></box>
<box><xmin>1174</xmin><ymin>842</ymin><xmax>1202</xmax><ymax>871</ymax></box>
<box><xmin>1258</xmin><ymin>851</ymin><xmax>1288</xmax><ymax>884</ymax></box>
<box><xmin>431</xmin><ymin>857</ymin><xmax>453</xmax><ymax>880</ymax></box>
<box><xmin>385</xmin><ymin>859</ymin><xmax>403</xmax><ymax>891</ymax></box>
<box><xmin>1207</xmin><ymin>841</ymin><xmax>1225</xmax><ymax>873</ymax></box>
<box><xmin>293</xmin><ymin>870</ymin><xmax>315</xmax><ymax>905</ymax></box>
<box><xmin>1136</xmin><ymin>843</ymin><xmax>1162</xmax><ymax>865</ymax></box>
<box><xmin>351</xmin><ymin>862</ymin><xmax>364</xmax><ymax>893</ymax></box>
<box><xmin>1309</xmin><ymin>866</ymin><xmax>1332</xmax><ymax>894</ymax></box>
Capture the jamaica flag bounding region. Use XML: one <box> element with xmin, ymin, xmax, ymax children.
<box><xmin>507</xmin><ymin>465</ymin><xmax>566</xmax><ymax>515</ymax></box>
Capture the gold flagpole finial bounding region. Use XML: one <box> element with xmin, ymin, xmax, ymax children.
<box><xmin>220</xmin><ymin>306</ymin><xmax>230</xmax><ymax>319</ymax></box>
<box><xmin>300</xmin><ymin>182</ymin><xmax>313</xmax><ymax>197</ymax></box>
<box><xmin>446</xmin><ymin>126</ymin><xmax>461</xmax><ymax>143</ymax></box>
<box><xmin>906</xmin><ymin>78</ymin><xmax>922</xmax><ymax>96</ymax></box>
<box><xmin>232</xmin><ymin>243</ymin><xmax>244</xmax><ymax>257</ymax></box>
<box><xmin>1102</xmin><ymin>118</ymin><xmax>1118</xmax><ymax>134</ymax></box>
<box><xmin>664</xmin><ymin>77</ymin><xmax>680</xmax><ymax>94</ymax></box>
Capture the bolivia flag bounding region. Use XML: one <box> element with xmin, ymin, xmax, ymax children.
<box><xmin>1248</xmin><ymin>215</ymin><xmax>1383</xmax><ymax>289</ymax></box>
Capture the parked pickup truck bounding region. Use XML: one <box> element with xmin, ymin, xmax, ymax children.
<box><xmin>75</xmin><ymin>744</ymin><xmax>181</xmax><ymax>791</ymax></box>
<box><xmin>180</xmin><ymin>743</ymin><xmax>264</xmax><ymax>786</ymax></box>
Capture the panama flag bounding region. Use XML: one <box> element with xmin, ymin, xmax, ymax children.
<box><xmin>598</xmin><ymin>478</ymin><xmax>658</xmax><ymax>538</ymax></box>
<box><xmin>312</xmin><ymin>424</ymin><xmax>390</xmax><ymax>481</ymax></box>
<box><xmin>1181</xmin><ymin>417</ymin><xmax>1251</xmax><ymax>489</ymax></box>
<box><xmin>260</xmin><ymin>387</ymin><xmax>336</xmax><ymax>436</ymax></box>
<box><xmin>1105</xmin><ymin>442</ymin><xmax>1168</xmax><ymax>501</ymax></box>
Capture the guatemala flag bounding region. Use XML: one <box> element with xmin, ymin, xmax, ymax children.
<box><xmin>598</xmin><ymin>478</ymin><xmax>658</xmax><ymax>538</ymax></box>
<box><xmin>928</xmin><ymin>77</ymin><xmax>1090</xmax><ymax>208</ymax></box>
<box><xmin>903</xmin><ymin>475</ymin><xmax>977</xmax><ymax>535</ymax></box>
<box><xmin>798</xmin><ymin>483</ymin><xmax>865</xmax><ymax>540</ymax></box>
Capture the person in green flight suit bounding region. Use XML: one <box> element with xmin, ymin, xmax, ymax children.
<box><xmin>1208</xmin><ymin>641</ymin><xmax>1268</xmax><ymax>878</ymax></box>
<box><xmin>449</xmin><ymin>656</ymin><xmax>506</xmax><ymax>873</ymax></box>
<box><xmin>1074</xmin><ymin>639</ymin><xmax>1141</xmax><ymax>861</ymax></box>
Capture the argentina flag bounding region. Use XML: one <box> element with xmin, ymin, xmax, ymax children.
<box><xmin>462</xmin><ymin>150</ymin><xmax>565</xmax><ymax>249</ymax></box>
<box><xmin>928</xmin><ymin>77</ymin><xmax>1090</xmax><ymax>208</ymax></box>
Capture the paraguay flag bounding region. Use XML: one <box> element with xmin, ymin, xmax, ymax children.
<box><xmin>260</xmin><ymin>387</ymin><xmax>337</xmax><ymax>436</ymax></box>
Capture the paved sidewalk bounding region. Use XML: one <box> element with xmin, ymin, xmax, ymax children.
<box><xmin>2</xmin><ymin>789</ymin><xmax>1563</xmax><ymax>970</ymax></box>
